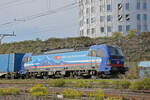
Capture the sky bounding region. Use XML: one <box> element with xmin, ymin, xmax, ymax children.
<box><xmin>0</xmin><ymin>0</ymin><xmax>79</xmax><ymax>43</ymax></box>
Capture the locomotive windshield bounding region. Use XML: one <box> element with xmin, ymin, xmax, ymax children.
<box><xmin>23</xmin><ymin>57</ymin><xmax>32</xmax><ymax>63</ymax></box>
<box><xmin>88</xmin><ymin>50</ymin><xmax>106</xmax><ymax>57</ymax></box>
<box><xmin>108</xmin><ymin>46</ymin><xmax>124</xmax><ymax>56</ymax></box>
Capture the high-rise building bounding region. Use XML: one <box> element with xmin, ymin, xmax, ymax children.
<box><xmin>79</xmin><ymin>0</ymin><xmax>150</xmax><ymax>38</ymax></box>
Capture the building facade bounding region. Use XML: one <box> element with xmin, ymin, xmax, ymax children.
<box><xmin>79</xmin><ymin>0</ymin><xmax>150</xmax><ymax>38</ymax></box>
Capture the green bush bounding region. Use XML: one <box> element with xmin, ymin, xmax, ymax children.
<box><xmin>126</xmin><ymin>29</ymin><xmax>136</xmax><ymax>39</ymax></box>
<box><xmin>98</xmin><ymin>80</ymin><xmax>111</xmax><ymax>88</ymax></box>
<box><xmin>49</xmin><ymin>79</ymin><xmax>65</xmax><ymax>87</ymax></box>
<box><xmin>62</xmin><ymin>88</ymin><xmax>83</xmax><ymax>99</ymax></box>
<box><xmin>29</xmin><ymin>84</ymin><xmax>48</xmax><ymax>97</ymax></box>
<box><xmin>113</xmin><ymin>32</ymin><xmax>123</xmax><ymax>39</ymax></box>
<box><xmin>129</xmin><ymin>81</ymin><xmax>142</xmax><ymax>90</ymax></box>
<box><xmin>129</xmin><ymin>78</ymin><xmax>150</xmax><ymax>90</ymax></box>
<box><xmin>112</xmin><ymin>80</ymin><xmax>131</xmax><ymax>89</ymax></box>
<box><xmin>125</xmin><ymin>69</ymin><xmax>138</xmax><ymax>79</ymax></box>
<box><xmin>89</xmin><ymin>89</ymin><xmax>104</xmax><ymax>100</ymax></box>
<box><xmin>75</xmin><ymin>80</ymin><xmax>86</xmax><ymax>88</ymax></box>
<box><xmin>0</xmin><ymin>87</ymin><xmax>20</xmax><ymax>96</ymax></box>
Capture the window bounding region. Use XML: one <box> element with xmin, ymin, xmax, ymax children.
<box><xmin>118</xmin><ymin>25</ymin><xmax>122</xmax><ymax>32</ymax></box>
<box><xmin>108</xmin><ymin>46</ymin><xmax>124</xmax><ymax>56</ymax></box>
<box><xmin>126</xmin><ymin>25</ymin><xmax>130</xmax><ymax>31</ymax></box>
<box><xmin>91</xmin><ymin>28</ymin><xmax>96</xmax><ymax>34</ymax></box>
<box><xmin>91</xmin><ymin>0</ymin><xmax>94</xmax><ymax>3</ymax></box>
<box><xmin>86</xmin><ymin>18</ymin><xmax>89</xmax><ymax>24</ymax></box>
<box><xmin>143</xmin><ymin>14</ymin><xmax>147</xmax><ymax>21</ymax></box>
<box><xmin>80</xmin><ymin>20</ymin><xmax>83</xmax><ymax>26</ymax></box>
<box><xmin>101</xmin><ymin>27</ymin><xmax>104</xmax><ymax>33</ymax></box>
<box><xmin>137</xmin><ymin>14</ymin><xmax>141</xmax><ymax>21</ymax></box>
<box><xmin>23</xmin><ymin>57</ymin><xmax>32</xmax><ymax>63</ymax></box>
<box><xmin>96</xmin><ymin>50</ymin><xmax>106</xmax><ymax>57</ymax></box>
<box><xmin>91</xmin><ymin>7</ymin><xmax>95</xmax><ymax>13</ymax></box>
<box><xmin>144</xmin><ymin>25</ymin><xmax>147</xmax><ymax>31</ymax></box>
<box><xmin>100</xmin><ymin>16</ymin><xmax>104</xmax><ymax>22</ymax></box>
<box><xmin>88</xmin><ymin>50</ymin><xmax>96</xmax><ymax>56</ymax></box>
<box><xmin>107</xmin><ymin>15</ymin><xmax>112</xmax><ymax>22</ymax></box>
<box><xmin>137</xmin><ymin>25</ymin><xmax>141</xmax><ymax>31</ymax></box>
<box><xmin>80</xmin><ymin>30</ymin><xmax>84</xmax><ymax>36</ymax></box>
<box><xmin>100</xmin><ymin>6</ymin><xmax>103</xmax><ymax>12</ymax></box>
<box><xmin>91</xmin><ymin>17</ymin><xmax>95</xmax><ymax>23</ymax></box>
<box><xmin>88</xmin><ymin>50</ymin><xmax>106</xmax><ymax>57</ymax></box>
<box><xmin>143</xmin><ymin>0</ymin><xmax>147</xmax><ymax>10</ymax></box>
<box><xmin>137</xmin><ymin>0</ymin><xmax>140</xmax><ymax>10</ymax></box>
<box><xmin>87</xmin><ymin>29</ymin><xmax>90</xmax><ymax>35</ymax></box>
<box><xmin>126</xmin><ymin>3</ymin><xmax>129</xmax><ymax>10</ymax></box>
<box><xmin>107</xmin><ymin>4</ymin><xmax>111</xmax><ymax>11</ymax></box>
<box><xmin>85</xmin><ymin>0</ymin><xmax>89</xmax><ymax>4</ymax></box>
<box><xmin>86</xmin><ymin>8</ymin><xmax>90</xmax><ymax>14</ymax></box>
<box><xmin>80</xmin><ymin>30</ymin><xmax>82</xmax><ymax>36</ymax></box>
<box><xmin>107</xmin><ymin>26</ymin><xmax>112</xmax><ymax>32</ymax></box>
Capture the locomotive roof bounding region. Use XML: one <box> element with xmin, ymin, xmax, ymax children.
<box><xmin>32</xmin><ymin>44</ymin><xmax>120</xmax><ymax>56</ymax></box>
<box><xmin>33</xmin><ymin>47</ymin><xmax>90</xmax><ymax>55</ymax></box>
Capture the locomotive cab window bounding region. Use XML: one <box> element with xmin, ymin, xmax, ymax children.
<box><xmin>23</xmin><ymin>57</ymin><xmax>32</xmax><ymax>63</ymax></box>
<box><xmin>96</xmin><ymin>50</ymin><xmax>106</xmax><ymax>57</ymax></box>
<box><xmin>88</xmin><ymin>50</ymin><xmax>105</xmax><ymax>57</ymax></box>
<box><xmin>28</xmin><ymin>57</ymin><xmax>32</xmax><ymax>62</ymax></box>
<box><xmin>108</xmin><ymin>46</ymin><xmax>124</xmax><ymax>56</ymax></box>
<box><xmin>88</xmin><ymin>50</ymin><xmax>96</xmax><ymax>56</ymax></box>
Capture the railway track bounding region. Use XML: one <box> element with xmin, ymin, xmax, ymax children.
<box><xmin>0</xmin><ymin>82</ymin><xmax>150</xmax><ymax>100</ymax></box>
<box><xmin>47</xmin><ymin>87</ymin><xmax>150</xmax><ymax>100</ymax></box>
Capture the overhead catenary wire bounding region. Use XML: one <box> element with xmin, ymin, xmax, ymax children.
<box><xmin>0</xmin><ymin>1</ymin><xmax>78</xmax><ymax>28</ymax></box>
<box><xmin>15</xmin><ymin>1</ymin><xmax>78</xmax><ymax>21</ymax></box>
<box><xmin>0</xmin><ymin>0</ymin><xmax>26</xmax><ymax>7</ymax></box>
<box><xmin>0</xmin><ymin>0</ymin><xmax>38</xmax><ymax>9</ymax></box>
<box><xmin>0</xmin><ymin>0</ymin><xmax>79</xmax><ymax>40</ymax></box>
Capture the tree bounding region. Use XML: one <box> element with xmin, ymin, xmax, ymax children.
<box><xmin>113</xmin><ymin>32</ymin><xmax>123</xmax><ymax>39</ymax></box>
<box><xmin>126</xmin><ymin>29</ymin><xmax>136</xmax><ymax>39</ymax></box>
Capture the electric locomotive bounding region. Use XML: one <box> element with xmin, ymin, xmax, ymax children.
<box><xmin>21</xmin><ymin>44</ymin><xmax>128</xmax><ymax>78</ymax></box>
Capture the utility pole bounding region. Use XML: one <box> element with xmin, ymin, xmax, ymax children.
<box><xmin>0</xmin><ymin>32</ymin><xmax>16</xmax><ymax>45</ymax></box>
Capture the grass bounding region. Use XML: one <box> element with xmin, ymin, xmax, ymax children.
<box><xmin>0</xmin><ymin>87</ymin><xmax>20</xmax><ymax>96</ymax></box>
<box><xmin>129</xmin><ymin>78</ymin><xmax>150</xmax><ymax>90</ymax></box>
<box><xmin>89</xmin><ymin>89</ymin><xmax>104</xmax><ymax>100</ymax></box>
<box><xmin>29</xmin><ymin>84</ymin><xmax>48</xmax><ymax>97</ymax></box>
<box><xmin>107</xmin><ymin>97</ymin><xmax>123</xmax><ymax>100</ymax></box>
<box><xmin>1</xmin><ymin>78</ymin><xmax>150</xmax><ymax>90</ymax></box>
<box><xmin>62</xmin><ymin>88</ymin><xmax>83</xmax><ymax>99</ymax></box>
<box><xmin>49</xmin><ymin>79</ymin><xmax>65</xmax><ymax>87</ymax></box>
<box><xmin>75</xmin><ymin>80</ymin><xmax>86</xmax><ymax>88</ymax></box>
<box><xmin>112</xmin><ymin>80</ymin><xmax>131</xmax><ymax>89</ymax></box>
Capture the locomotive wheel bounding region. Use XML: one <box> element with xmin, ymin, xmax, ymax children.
<box><xmin>91</xmin><ymin>75</ymin><xmax>98</xmax><ymax>79</ymax></box>
<box><xmin>10</xmin><ymin>74</ymin><xmax>15</xmax><ymax>79</ymax></box>
<box><xmin>5</xmin><ymin>74</ymin><xmax>11</xmax><ymax>79</ymax></box>
<box><xmin>25</xmin><ymin>74</ymin><xmax>30</xmax><ymax>79</ymax></box>
<box><xmin>43</xmin><ymin>75</ymin><xmax>49</xmax><ymax>79</ymax></box>
<box><xmin>101</xmin><ymin>73</ymin><xmax>107</xmax><ymax>79</ymax></box>
<box><xmin>21</xmin><ymin>75</ymin><xmax>26</xmax><ymax>79</ymax></box>
<box><xmin>75</xmin><ymin>75</ymin><xmax>81</xmax><ymax>79</ymax></box>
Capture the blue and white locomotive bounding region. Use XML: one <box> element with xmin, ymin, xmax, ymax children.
<box><xmin>21</xmin><ymin>44</ymin><xmax>127</xmax><ymax>78</ymax></box>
